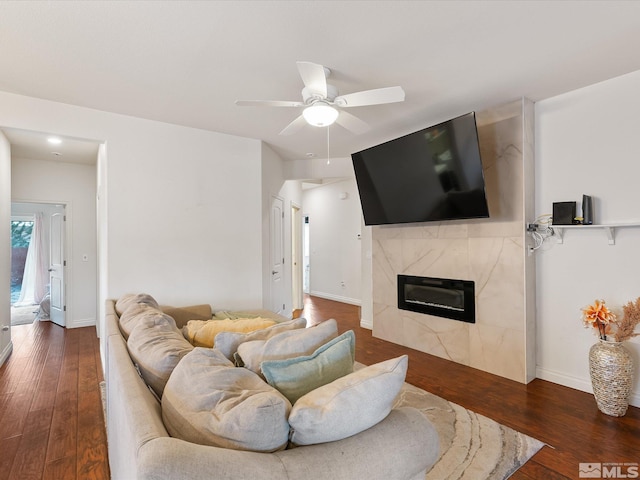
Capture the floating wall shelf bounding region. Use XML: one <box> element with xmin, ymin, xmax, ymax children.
<box><xmin>553</xmin><ymin>223</ymin><xmax>640</xmax><ymax>245</ymax></box>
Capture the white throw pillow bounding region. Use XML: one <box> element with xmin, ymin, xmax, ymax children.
<box><xmin>162</xmin><ymin>348</ymin><xmax>291</xmax><ymax>452</ymax></box>
<box><xmin>288</xmin><ymin>355</ymin><xmax>408</xmax><ymax>446</ymax></box>
<box><xmin>236</xmin><ymin>318</ymin><xmax>338</xmax><ymax>375</ymax></box>
<box><xmin>126</xmin><ymin>310</ymin><xmax>193</xmax><ymax>398</ymax></box>
<box><xmin>214</xmin><ymin>316</ymin><xmax>307</xmax><ymax>360</ymax></box>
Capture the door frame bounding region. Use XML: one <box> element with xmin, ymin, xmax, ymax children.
<box><xmin>290</xmin><ymin>202</ymin><xmax>303</xmax><ymax>311</ymax></box>
<box><xmin>10</xmin><ymin>199</ymin><xmax>71</xmax><ymax>327</ymax></box>
<box><xmin>269</xmin><ymin>195</ymin><xmax>285</xmax><ymax>315</ymax></box>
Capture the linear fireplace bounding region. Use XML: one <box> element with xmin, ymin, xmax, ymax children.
<box><xmin>397</xmin><ymin>275</ymin><xmax>475</xmax><ymax>323</ymax></box>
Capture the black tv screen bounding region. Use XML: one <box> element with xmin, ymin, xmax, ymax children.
<box><xmin>351</xmin><ymin>112</ymin><xmax>489</xmax><ymax>226</ymax></box>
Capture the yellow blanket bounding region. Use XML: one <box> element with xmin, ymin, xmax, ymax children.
<box><xmin>183</xmin><ymin>318</ymin><xmax>276</xmax><ymax>348</ymax></box>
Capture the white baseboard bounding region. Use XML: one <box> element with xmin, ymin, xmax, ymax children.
<box><xmin>308</xmin><ymin>291</ymin><xmax>361</xmax><ymax>306</ymax></box>
<box><xmin>536</xmin><ymin>366</ymin><xmax>640</xmax><ymax>408</ymax></box>
<box><xmin>0</xmin><ymin>340</ymin><xmax>13</xmax><ymax>367</ymax></box>
<box><xmin>68</xmin><ymin>317</ymin><xmax>96</xmax><ymax>329</ymax></box>
<box><xmin>360</xmin><ymin>318</ymin><xmax>373</xmax><ymax>330</ymax></box>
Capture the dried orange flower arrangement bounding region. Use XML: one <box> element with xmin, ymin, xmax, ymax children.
<box><xmin>582</xmin><ymin>298</ymin><xmax>640</xmax><ymax>342</ymax></box>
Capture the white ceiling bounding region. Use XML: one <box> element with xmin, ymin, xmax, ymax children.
<box><xmin>1</xmin><ymin>1</ymin><xmax>640</xmax><ymax>162</ymax></box>
<box><xmin>3</xmin><ymin>128</ymin><xmax>100</xmax><ymax>165</ymax></box>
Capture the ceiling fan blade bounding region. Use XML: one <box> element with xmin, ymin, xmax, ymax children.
<box><xmin>334</xmin><ymin>86</ymin><xmax>405</xmax><ymax>107</ymax></box>
<box><xmin>335</xmin><ymin>111</ymin><xmax>370</xmax><ymax>135</ymax></box>
<box><xmin>296</xmin><ymin>61</ymin><xmax>328</xmax><ymax>97</ymax></box>
<box><xmin>279</xmin><ymin>115</ymin><xmax>308</xmax><ymax>136</ymax></box>
<box><xmin>235</xmin><ymin>100</ymin><xmax>304</xmax><ymax>107</ymax></box>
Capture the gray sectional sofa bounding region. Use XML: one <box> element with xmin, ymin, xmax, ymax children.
<box><xmin>105</xmin><ymin>297</ymin><xmax>439</xmax><ymax>480</ymax></box>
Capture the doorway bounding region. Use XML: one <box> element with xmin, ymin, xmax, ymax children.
<box><xmin>10</xmin><ymin>202</ymin><xmax>66</xmax><ymax>327</ymax></box>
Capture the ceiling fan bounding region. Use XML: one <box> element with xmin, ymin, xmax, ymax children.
<box><xmin>235</xmin><ymin>61</ymin><xmax>405</xmax><ymax>136</ymax></box>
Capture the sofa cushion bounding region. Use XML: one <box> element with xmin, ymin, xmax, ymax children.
<box><xmin>160</xmin><ymin>304</ymin><xmax>212</xmax><ymax>329</ymax></box>
<box><xmin>115</xmin><ymin>293</ymin><xmax>159</xmax><ymax>316</ymax></box>
<box><xmin>118</xmin><ymin>303</ymin><xmax>162</xmax><ymax>340</ymax></box>
<box><xmin>215</xmin><ymin>317</ymin><xmax>307</xmax><ymax>361</ymax></box>
<box><xmin>261</xmin><ymin>330</ymin><xmax>355</xmax><ymax>404</ymax></box>
<box><xmin>127</xmin><ymin>311</ymin><xmax>194</xmax><ymax>398</ymax></box>
<box><xmin>288</xmin><ymin>355</ymin><xmax>408</xmax><ymax>446</ymax></box>
<box><xmin>183</xmin><ymin>317</ymin><xmax>277</xmax><ymax>348</ymax></box>
<box><xmin>236</xmin><ymin>318</ymin><xmax>338</xmax><ymax>375</ymax></box>
<box><xmin>162</xmin><ymin>348</ymin><xmax>291</xmax><ymax>452</ymax></box>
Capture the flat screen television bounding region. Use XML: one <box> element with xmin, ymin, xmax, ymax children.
<box><xmin>351</xmin><ymin>112</ymin><xmax>489</xmax><ymax>226</ymax></box>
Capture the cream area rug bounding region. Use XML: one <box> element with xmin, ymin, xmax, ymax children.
<box><xmin>395</xmin><ymin>381</ymin><xmax>544</xmax><ymax>480</ymax></box>
<box><xmin>10</xmin><ymin>305</ymin><xmax>38</xmax><ymax>326</ymax></box>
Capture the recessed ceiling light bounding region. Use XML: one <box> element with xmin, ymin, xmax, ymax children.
<box><xmin>47</xmin><ymin>137</ymin><xmax>62</xmax><ymax>145</ymax></box>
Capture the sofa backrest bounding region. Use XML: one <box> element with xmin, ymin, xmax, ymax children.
<box><xmin>106</xmin><ymin>300</ymin><xmax>170</xmax><ymax>479</ymax></box>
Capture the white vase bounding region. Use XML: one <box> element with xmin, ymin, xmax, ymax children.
<box><xmin>589</xmin><ymin>339</ymin><xmax>634</xmax><ymax>417</ymax></box>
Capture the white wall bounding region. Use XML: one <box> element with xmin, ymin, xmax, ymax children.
<box><xmin>0</xmin><ymin>131</ymin><xmax>12</xmax><ymax>366</ymax></box>
<box><xmin>302</xmin><ymin>178</ymin><xmax>362</xmax><ymax>305</ymax></box>
<box><xmin>12</xmin><ymin>158</ymin><xmax>97</xmax><ymax>328</ymax></box>
<box><xmin>0</xmin><ymin>91</ymin><xmax>266</xmax><ymax>364</ymax></box>
<box><xmin>535</xmin><ymin>69</ymin><xmax>640</xmax><ymax>407</ymax></box>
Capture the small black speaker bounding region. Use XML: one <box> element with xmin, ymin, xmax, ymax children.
<box><xmin>582</xmin><ymin>195</ymin><xmax>593</xmax><ymax>225</ymax></box>
<box><xmin>552</xmin><ymin>201</ymin><xmax>577</xmax><ymax>225</ymax></box>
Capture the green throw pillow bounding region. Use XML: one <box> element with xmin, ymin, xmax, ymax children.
<box><xmin>261</xmin><ymin>330</ymin><xmax>355</xmax><ymax>404</ymax></box>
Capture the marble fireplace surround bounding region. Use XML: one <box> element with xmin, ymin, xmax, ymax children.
<box><xmin>371</xmin><ymin>99</ymin><xmax>536</xmax><ymax>384</ymax></box>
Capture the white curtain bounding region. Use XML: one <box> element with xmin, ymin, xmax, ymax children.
<box><xmin>15</xmin><ymin>213</ymin><xmax>48</xmax><ymax>306</ymax></box>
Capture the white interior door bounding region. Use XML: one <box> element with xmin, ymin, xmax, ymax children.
<box><xmin>270</xmin><ymin>196</ymin><xmax>285</xmax><ymax>315</ymax></box>
<box><xmin>49</xmin><ymin>209</ymin><xmax>65</xmax><ymax>327</ymax></box>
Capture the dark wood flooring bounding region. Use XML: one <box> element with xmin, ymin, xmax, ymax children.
<box><xmin>2</xmin><ymin>296</ymin><xmax>638</xmax><ymax>480</ymax></box>
<box><xmin>0</xmin><ymin>320</ymin><xmax>109</xmax><ymax>480</ymax></box>
<box><xmin>296</xmin><ymin>295</ymin><xmax>640</xmax><ymax>480</ymax></box>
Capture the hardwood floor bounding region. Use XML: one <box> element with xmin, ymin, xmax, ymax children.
<box><xmin>0</xmin><ymin>321</ymin><xmax>109</xmax><ymax>480</ymax></box>
<box><xmin>2</xmin><ymin>297</ymin><xmax>638</xmax><ymax>479</ymax></box>
<box><xmin>296</xmin><ymin>295</ymin><xmax>640</xmax><ymax>480</ymax></box>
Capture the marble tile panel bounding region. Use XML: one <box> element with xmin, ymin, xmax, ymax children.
<box><xmin>372</xmin><ymin>224</ymin><xmax>405</xmax><ymax>240</ymax></box>
<box><xmin>402</xmin><ymin>310</ymin><xmax>470</xmax><ymax>365</ymax></box>
<box><xmin>402</xmin><ymin>238</ymin><xmax>470</xmax><ymax>280</ymax></box>
<box><xmin>469</xmin><ymin>237</ymin><xmax>524</xmax><ymax>330</ymax></box>
<box><xmin>469</xmin><ymin>323</ymin><xmax>526</xmax><ymax>383</ymax></box>
<box><xmin>399</xmin><ymin>223</ymin><xmax>440</xmax><ymax>240</ymax></box>
<box><xmin>372</xmin><ymin>238</ymin><xmax>403</xmax><ymax>307</ymax></box>
<box><xmin>372</xmin><ymin>302</ymin><xmax>405</xmax><ymax>346</ymax></box>
<box><xmin>469</xmin><ymin>117</ymin><xmax>524</xmax><ymax>238</ymax></box>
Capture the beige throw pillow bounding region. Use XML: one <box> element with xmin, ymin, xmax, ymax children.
<box><xmin>288</xmin><ymin>355</ymin><xmax>408</xmax><ymax>446</ymax></box>
<box><xmin>118</xmin><ymin>303</ymin><xmax>162</xmax><ymax>340</ymax></box>
<box><xmin>115</xmin><ymin>293</ymin><xmax>159</xmax><ymax>316</ymax></box>
<box><xmin>236</xmin><ymin>318</ymin><xmax>338</xmax><ymax>375</ymax></box>
<box><xmin>215</xmin><ymin>316</ymin><xmax>307</xmax><ymax>361</ymax></box>
<box><xmin>127</xmin><ymin>311</ymin><xmax>194</xmax><ymax>398</ymax></box>
<box><xmin>162</xmin><ymin>348</ymin><xmax>291</xmax><ymax>452</ymax></box>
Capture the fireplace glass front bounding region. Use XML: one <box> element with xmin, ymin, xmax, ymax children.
<box><xmin>397</xmin><ymin>275</ymin><xmax>475</xmax><ymax>323</ymax></box>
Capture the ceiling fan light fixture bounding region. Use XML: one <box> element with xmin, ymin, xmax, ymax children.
<box><xmin>303</xmin><ymin>103</ymin><xmax>339</xmax><ymax>127</ymax></box>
